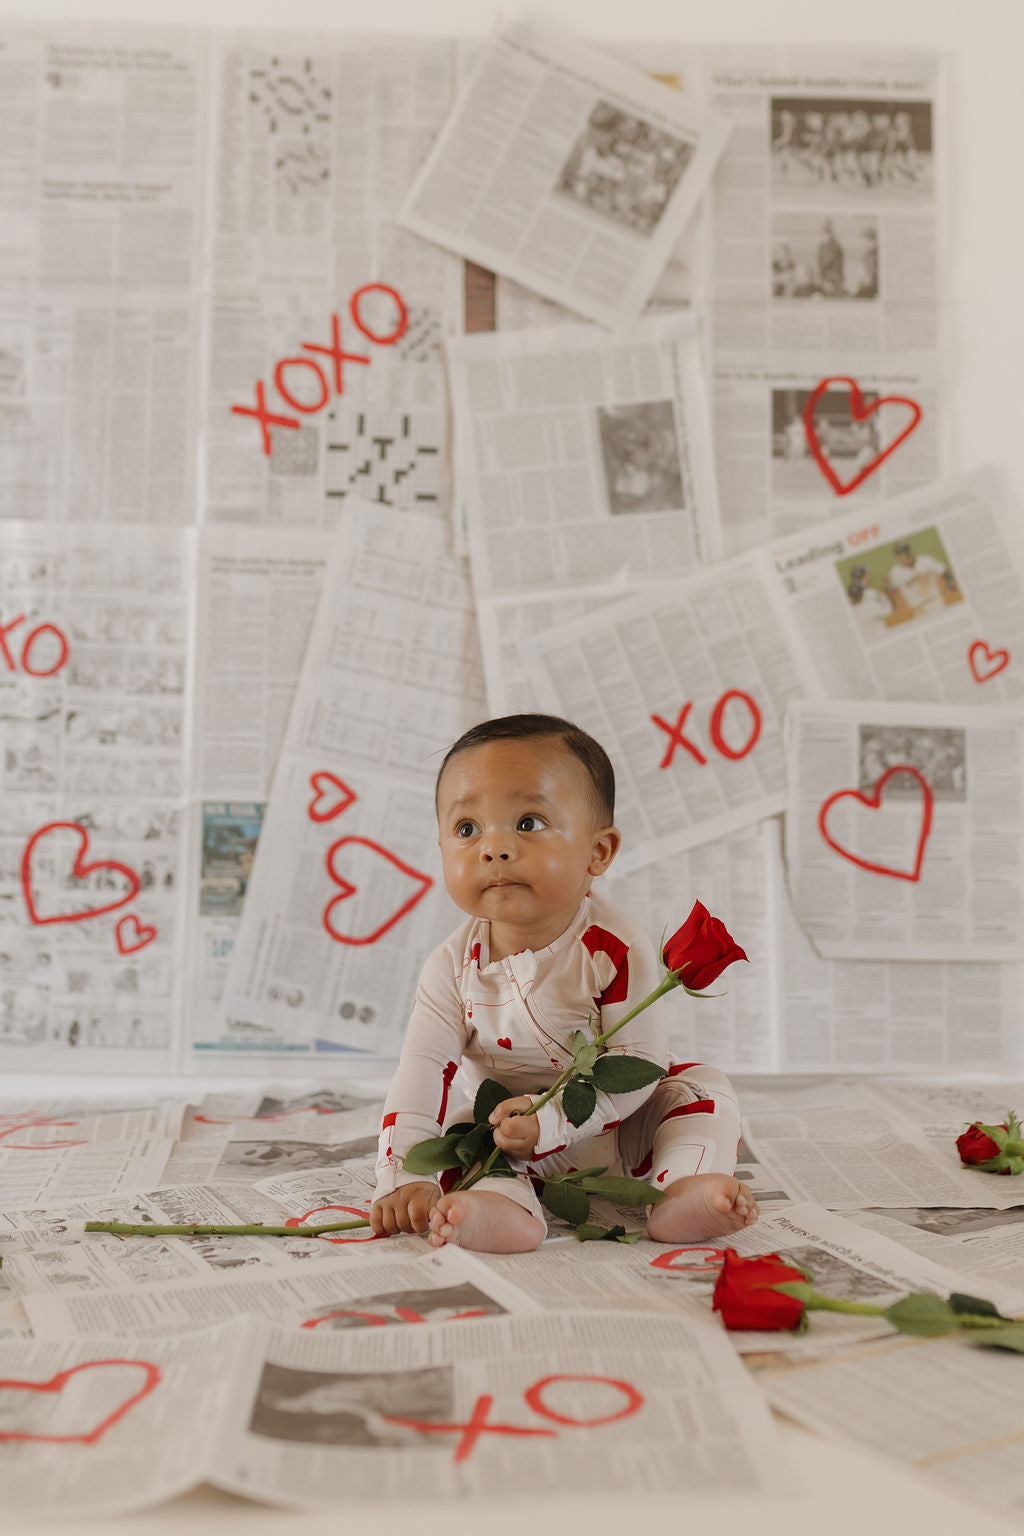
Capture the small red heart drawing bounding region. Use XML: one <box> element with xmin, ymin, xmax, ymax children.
<box><xmin>285</xmin><ymin>1204</ymin><xmax>381</xmax><ymax>1245</ymax></box>
<box><xmin>0</xmin><ymin>1359</ymin><xmax>161</xmax><ymax>1444</ymax></box>
<box><xmin>115</xmin><ymin>913</ymin><xmax>157</xmax><ymax>956</ymax></box>
<box><xmin>818</xmin><ymin>764</ymin><xmax>933</xmax><ymax>882</ymax></box>
<box><xmin>308</xmin><ymin>771</ymin><xmax>357</xmax><ymax>824</ymax></box>
<box><xmin>803</xmin><ymin>377</ymin><xmax>922</xmax><ymax>496</ymax></box>
<box><xmin>968</xmin><ymin>640</ymin><xmax>1010</xmax><ymax>684</ymax></box>
<box><xmin>322</xmin><ymin>836</ymin><xmax>432</xmax><ymax>946</ymax></box>
<box><xmin>21</xmin><ymin>823</ymin><xmax>140</xmax><ymax>926</ymax></box>
<box><xmin>496</xmin><ymin>1037</ymin><xmax>512</xmax><ymax>1050</ymax></box>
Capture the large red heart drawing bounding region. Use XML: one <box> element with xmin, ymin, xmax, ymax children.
<box><xmin>115</xmin><ymin>913</ymin><xmax>157</xmax><ymax>955</ymax></box>
<box><xmin>803</xmin><ymin>377</ymin><xmax>922</xmax><ymax>496</ymax></box>
<box><xmin>21</xmin><ymin>823</ymin><xmax>140</xmax><ymax>926</ymax></box>
<box><xmin>322</xmin><ymin>836</ymin><xmax>433</xmax><ymax>946</ymax></box>
<box><xmin>968</xmin><ymin>639</ymin><xmax>1010</xmax><ymax>684</ymax></box>
<box><xmin>817</xmin><ymin>764</ymin><xmax>933</xmax><ymax>882</ymax></box>
<box><xmin>0</xmin><ymin>1359</ymin><xmax>161</xmax><ymax>1444</ymax></box>
<box><xmin>307</xmin><ymin>771</ymin><xmax>357</xmax><ymax>824</ymax></box>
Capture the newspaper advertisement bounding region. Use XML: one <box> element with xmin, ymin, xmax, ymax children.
<box><xmin>23</xmin><ymin>1242</ymin><xmax>542</xmax><ymax>1339</ymax></box>
<box><xmin>0</xmin><ymin>522</ymin><xmax>193</xmax><ymax>1075</ymax></box>
<box><xmin>784</xmin><ymin>699</ymin><xmax>1024</xmax><ymax>962</ymax></box>
<box><xmin>207</xmin><ymin>503</ymin><xmax>482</xmax><ymax>1063</ymax></box>
<box><xmin>765</xmin><ymin>468</ymin><xmax>1024</xmax><ymax>706</ymax></box>
<box><xmin>706</xmin><ymin>46</ymin><xmax>947</xmax><ymax>554</ymax></box>
<box><xmin>0</xmin><ymin>24</ymin><xmax>207</xmax><ymax>526</ymax></box>
<box><xmin>206</xmin><ymin>33</ymin><xmax>461</xmax><ymax>524</ymax></box>
<box><xmin>740</xmin><ymin>1077</ymin><xmax>1024</xmax><ymax>1210</ymax></box>
<box><xmin>523</xmin><ymin>559</ymin><xmax>820</xmax><ymax>870</ymax></box>
<box><xmin>402</xmin><ymin>18</ymin><xmax>729</xmax><ymax>330</ymax></box>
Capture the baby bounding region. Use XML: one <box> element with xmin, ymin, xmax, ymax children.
<box><xmin>370</xmin><ymin>713</ymin><xmax>758</xmax><ymax>1253</ymax></box>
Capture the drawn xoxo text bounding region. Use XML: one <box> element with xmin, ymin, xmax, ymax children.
<box><xmin>0</xmin><ymin>614</ymin><xmax>69</xmax><ymax>677</ymax></box>
<box><xmin>652</xmin><ymin>690</ymin><xmax>762</xmax><ymax>770</ymax></box>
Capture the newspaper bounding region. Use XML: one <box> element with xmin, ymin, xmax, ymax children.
<box><xmin>739</xmin><ymin>1077</ymin><xmax>1024</xmax><ymax>1210</ymax></box>
<box><xmin>23</xmin><ymin>1243</ymin><xmax>542</xmax><ymax>1339</ymax></box>
<box><xmin>210</xmin><ymin>503</ymin><xmax>481</xmax><ymax>1062</ymax></box>
<box><xmin>846</xmin><ymin>1205</ymin><xmax>1024</xmax><ymax>1298</ymax></box>
<box><xmin>706</xmin><ymin>46</ymin><xmax>947</xmax><ymax>554</ymax></box>
<box><xmin>523</xmin><ymin>559</ymin><xmax>820</xmax><ymax>870</ymax></box>
<box><xmin>475</xmin><ymin>1199</ymin><xmax>1024</xmax><ymax>1361</ymax></box>
<box><xmin>402</xmin><ymin>18</ymin><xmax>729</xmax><ymax>330</ymax></box>
<box><xmin>784</xmin><ymin>699</ymin><xmax>1024</xmax><ymax>962</ymax></box>
<box><xmin>156</xmin><ymin>1102</ymin><xmax>383</xmax><ymax>1187</ymax></box>
<box><xmin>0</xmin><ymin>1137</ymin><xmax>174</xmax><ymax>1212</ymax></box>
<box><xmin>0</xmin><ymin>522</ymin><xmax>193</xmax><ymax>1075</ymax></box>
<box><xmin>205</xmin><ymin>32</ymin><xmax>461</xmax><ymax>524</ymax></box>
<box><xmin>761</xmin><ymin>1333</ymin><xmax>1024</xmax><ymax>1520</ymax></box>
<box><xmin>0</xmin><ymin>23</ymin><xmax>207</xmax><ymax>525</ymax></box>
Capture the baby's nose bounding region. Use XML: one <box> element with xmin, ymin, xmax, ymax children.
<box><xmin>480</xmin><ymin>832</ymin><xmax>513</xmax><ymax>861</ymax></box>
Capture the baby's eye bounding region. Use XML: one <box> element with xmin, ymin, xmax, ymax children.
<box><xmin>517</xmin><ymin>814</ymin><xmax>546</xmax><ymax>832</ymax></box>
<box><xmin>454</xmin><ymin>820</ymin><xmax>480</xmax><ymax>839</ymax></box>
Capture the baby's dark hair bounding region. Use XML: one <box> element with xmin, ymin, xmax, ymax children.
<box><xmin>436</xmin><ymin>714</ymin><xmax>615</xmax><ymax>826</ymax></box>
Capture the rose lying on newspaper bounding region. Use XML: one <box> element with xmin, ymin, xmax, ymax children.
<box><xmin>84</xmin><ymin>904</ymin><xmax>747</xmax><ymax>1244</ymax></box>
<box><xmin>955</xmin><ymin>1111</ymin><xmax>1024</xmax><ymax>1175</ymax></box>
<box><xmin>712</xmin><ymin>1249</ymin><xmax>1024</xmax><ymax>1352</ymax></box>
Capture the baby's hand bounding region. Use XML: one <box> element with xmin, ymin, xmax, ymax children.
<box><xmin>370</xmin><ymin>1182</ymin><xmax>440</xmax><ymax>1236</ymax></box>
<box><xmin>489</xmin><ymin>1096</ymin><xmax>540</xmax><ymax>1157</ymax></box>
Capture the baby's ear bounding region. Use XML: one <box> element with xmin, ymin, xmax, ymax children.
<box><xmin>589</xmin><ymin>825</ymin><xmax>621</xmax><ymax>876</ymax></box>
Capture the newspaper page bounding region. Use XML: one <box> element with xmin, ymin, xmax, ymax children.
<box><xmin>156</xmin><ymin>1101</ymin><xmax>383</xmax><ymax>1187</ymax></box>
<box><xmin>706</xmin><ymin>46</ymin><xmax>947</xmax><ymax>554</ymax></box>
<box><xmin>0</xmin><ymin>1319</ymin><xmax>253</xmax><ymax>1518</ymax></box>
<box><xmin>846</xmin><ymin>1204</ymin><xmax>1024</xmax><ymax>1299</ymax></box>
<box><xmin>767</xmin><ymin>820</ymin><xmax>1022</xmax><ymax>1073</ymax></box>
<box><xmin>214</xmin><ymin>1309</ymin><xmax>788</xmax><ymax>1506</ymax></box>
<box><xmin>784</xmin><ymin>699</ymin><xmax>1024</xmax><ymax>962</ymax></box>
<box><xmin>606</xmin><ymin>821</ymin><xmax>778</xmax><ymax>1071</ymax></box>
<box><xmin>205</xmin><ymin>32</ymin><xmax>460</xmax><ymax>525</ymax></box>
<box><xmin>208</xmin><ymin>503</ymin><xmax>481</xmax><ymax>1063</ymax></box>
<box><xmin>24</xmin><ymin>1243</ymin><xmax>542</xmax><ymax>1339</ymax></box>
<box><xmin>0</xmin><ymin>522</ymin><xmax>193</xmax><ymax>1075</ymax></box>
<box><xmin>523</xmin><ymin>560</ymin><xmax>820</xmax><ymax>871</ymax></box>
<box><xmin>761</xmin><ymin>1333</ymin><xmax>1024</xmax><ymax>1521</ymax></box>
<box><xmin>740</xmin><ymin>1077</ymin><xmax>1024</xmax><ymax>1210</ymax></box>
<box><xmin>0</xmin><ymin>1137</ymin><xmax>173</xmax><ymax>1211</ymax></box>
<box><xmin>402</xmin><ymin>18</ymin><xmax>728</xmax><ymax>330</ymax></box>
<box><xmin>765</xmin><ymin>468</ymin><xmax>1024</xmax><ymax>707</ymax></box>
<box><xmin>0</xmin><ymin>23</ymin><xmax>207</xmax><ymax>525</ymax></box>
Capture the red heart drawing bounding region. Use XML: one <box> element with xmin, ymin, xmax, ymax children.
<box><xmin>21</xmin><ymin>823</ymin><xmax>140</xmax><ymax>926</ymax></box>
<box><xmin>0</xmin><ymin>1359</ymin><xmax>161</xmax><ymax>1444</ymax></box>
<box><xmin>322</xmin><ymin>836</ymin><xmax>433</xmax><ymax>946</ymax></box>
<box><xmin>308</xmin><ymin>771</ymin><xmax>357</xmax><ymax>824</ymax></box>
<box><xmin>285</xmin><ymin>1204</ymin><xmax>381</xmax><ymax>1245</ymax></box>
<box><xmin>968</xmin><ymin>640</ymin><xmax>1010</xmax><ymax>684</ymax></box>
<box><xmin>496</xmin><ymin>1037</ymin><xmax>512</xmax><ymax>1050</ymax></box>
<box><xmin>803</xmin><ymin>377</ymin><xmax>922</xmax><ymax>496</ymax></box>
<box><xmin>115</xmin><ymin>913</ymin><xmax>157</xmax><ymax>956</ymax></box>
<box><xmin>818</xmin><ymin>765</ymin><xmax>933</xmax><ymax>882</ymax></box>
<box><xmin>0</xmin><ymin>1118</ymin><xmax>86</xmax><ymax>1150</ymax></box>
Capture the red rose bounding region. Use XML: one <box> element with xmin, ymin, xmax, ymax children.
<box><xmin>956</xmin><ymin>1113</ymin><xmax>1024</xmax><ymax>1175</ymax></box>
<box><xmin>663</xmin><ymin>901</ymin><xmax>748</xmax><ymax>991</ymax></box>
<box><xmin>712</xmin><ymin>1249</ymin><xmax>808</xmax><ymax>1331</ymax></box>
<box><xmin>956</xmin><ymin>1123</ymin><xmax>1004</xmax><ymax>1165</ymax></box>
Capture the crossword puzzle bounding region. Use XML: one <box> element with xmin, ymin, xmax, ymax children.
<box><xmin>248</xmin><ymin>55</ymin><xmax>332</xmax><ymax>196</ymax></box>
<box><xmin>323</xmin><ymin>409</ymin><xmax>442</xmax><ymax>508</ymax></box>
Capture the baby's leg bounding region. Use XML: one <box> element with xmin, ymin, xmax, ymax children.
<box><xmin>620</xmin><ymin>1064</ymin><xmax>759</xmax><ymax>1243</ymax></box>
<box><xmin>428</xmin><ymin>1174</ymin><xmax>546</xmax><ymax>1254</ymax></box>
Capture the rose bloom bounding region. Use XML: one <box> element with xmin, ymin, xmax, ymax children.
<box><xmin>711</xmin><ymin>1248</ymin><xmax>807</xmax><ymax>1331</ymax></box>
<box><xmin>663</xmin><ymin>900</ymin><xmax>748</xmax><ymax>991</ymax></box>
<box><xmin>956</xmin><ymin>1122</ymin><xmax>1011</xmax><ymax>1173</ymax></box>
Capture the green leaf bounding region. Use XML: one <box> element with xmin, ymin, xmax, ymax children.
<box><xmin>571</xmin><ymin>1030</ymin><xmax>598</xmax><ymax>1077</ymax></box>
<box><xmin>401</xmin><ymin>1132</ymin><xmax>464</xmax><ymax>1175</ymax></box>
<box><xmin>576</xmin><ymin>1223</ymin><xmax>641</xmax><ymax>1243</ymax></box>
<box><xmin>560</xmin><ymin>1165</ymin><xmax>609</xmax><ymax>1181</ymax></box>
<box><xmin>772</xmin><ymin>1281</ymin><xmax>819</xmax><ymax>1303</ymax></box>
<box><xmin>883</xmin><ymin>1293</ymin><xmax>961</xmax><ymax>1337</ymax></box>
<box><xmin>454</xmin><ymin>1121</ymin><xmax>494</xmax><ymax>1168</ymax></box>
<box><xmin>949</xmin><ymin>1292</ymin><xmax>1011</xmax><ymax>1320</ymax></box>
<box><xmin>563</xmin><ymin>1078</ymin><xmax>598</xmax><ymax>1128</ymax></box>
<box><xmin>578</xmin><ymin>1175</ymin><xmax>665</xmax><ymax>1206</ymax></box>
<box><xmin>474</xmin><ymin>1079</ymin><xmax>513</xmax><ymax>1125</ymax></box>
<box><xmin>540</xmin><ymin>1179</ymin><xmax>591</xmax><ymax>1225</ymax></box>
<box><xmin>969</xmin><ymin>1325</ymin><xmax>1024</xmax><ymax>1354</ymax></box>
<box><xmin>447</xmin><ymin>1121</ymin><xmax>475</xmax><ymax>1138</ymax></box>
<box><xmin>590</xmin><ymin>1055</ymin><xmax>667</xmax><ymax>1093</ymax></box>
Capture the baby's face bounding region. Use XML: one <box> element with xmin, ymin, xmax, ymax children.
<box><xmin>436</xmin><ymin>737</ymin><xmax>617</xmax><ymax>945</ymax></box>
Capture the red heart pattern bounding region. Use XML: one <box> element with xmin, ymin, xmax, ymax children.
<box><xmin>0</xmin><ymin>1359</ymin><xmax>161</xmax><ymax>1444</ymax></box>
<box><xmin>322</xmin><ymin>836</ymin><xmax>432</xmax><ymax>946</ymax></box>
<box><xmin>803</xmin><ymin>377</ymin><xmax>922</xmax><ymax>496</ymax></box>
<box><xmin>968</xmin><ymin>639</ymin><xmax>1010</xmax><ymax>684</ymax></box>
<box><xmin>307</xmin><ymin>771</ymin><xmax>357</xmax><ymax>824</ymax></box>
<box><xmin>496</xmin><ymin>1037</ymin><xmax>512</xmax><ymax>1050</ymax></box>
<box><xmin>817</xmin><ymin>765</ymin><xmax>933</xmax><ymax>882</ymax></box>
<box><xmin>21</xmin><ymin>823</ymin><xmax>140</xmax><ymax>926</ymax></box>
<box><xmin>115</xmin><ymin>913</ymin><xmax>157</xmax><ymax>956</ymax></box>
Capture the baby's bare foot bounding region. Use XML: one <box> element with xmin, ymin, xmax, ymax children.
<box><xmin>427</xmin><ymin>1190</ymin><xmax>546</xmax><ymax>1253</ymax></box>
<box><xmin>646</xmin><ymin>1173</ymin><xmax>759</xmax><ymax>1244</ymax></box>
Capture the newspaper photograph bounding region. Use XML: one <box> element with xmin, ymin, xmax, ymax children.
<box><xmin>0</xmin><ymin>522</ymin><xmax>193</xmax><ymax>1076</ymax></box>
<box><xmin>784</xmin><ymin>699</ymin><xmax>1024</xmax><ymax>962</ymax></box>
<box><xmin>706</xmin><ymin>45</ymin><xmax>947</xmax><ymax>553</ymax></box>
<box><xmin>402</xmin><ymin>18</ymin><xmax>729</xmax><ymax>330</ymax></box>
<box><xmin>157</xmin><ymin>1101</ymin><xmax>383</xmax><ymax>1187</ymax></box>
<box><xmin>523</xmin><ymin>559</ymin><xmax>820</xmax><ymax>870</ymax></box>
